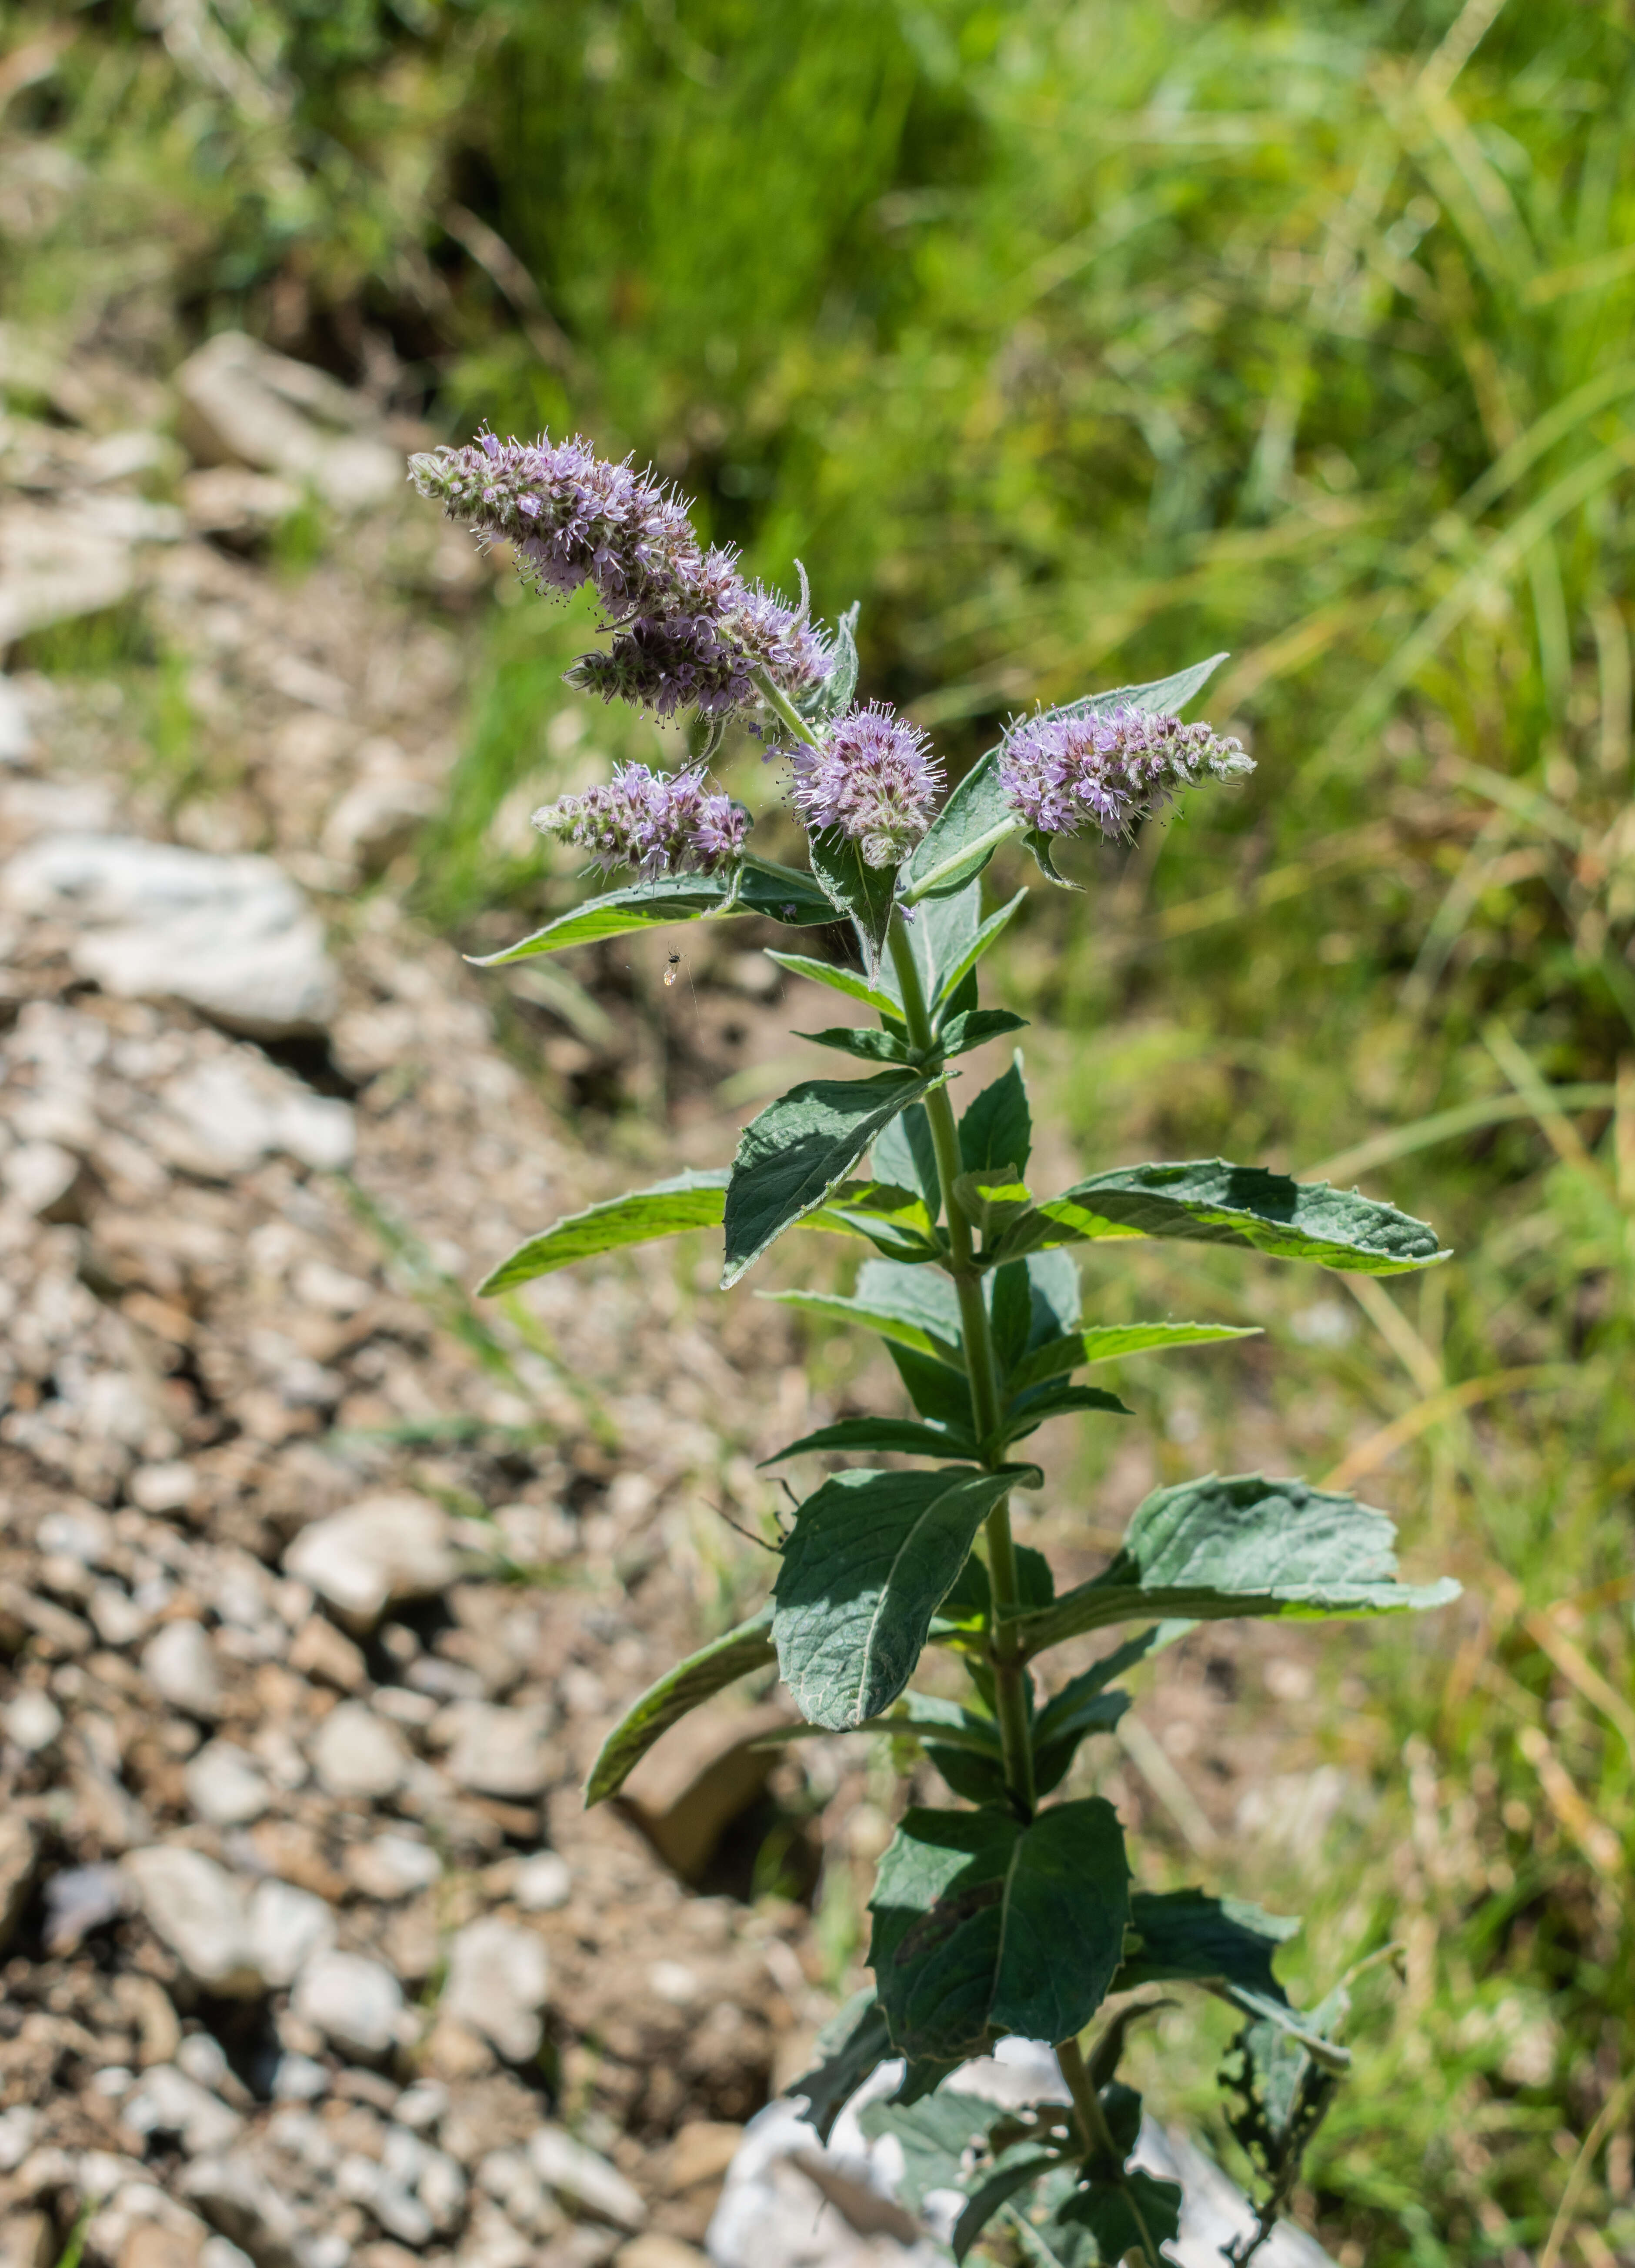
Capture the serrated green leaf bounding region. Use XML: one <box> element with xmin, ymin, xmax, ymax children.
<box><xmin>1009</xmin><ymin>1320</ymin><xmax>1259</xmax><ymax>1393</ymax></box>
<box><xmin>789</xmin><ymin>1985</ymin><xmax>888</xmax><ymax>2144</ymax></box>
<box><xmin>806</xmin><ymin>825</ymin><xmax>900</xmax><ymax>981</ymax></box>
<box><xmin>773</xmin><ymin>1468</ymin><xmax>1015</xmax><ymax>1728</ymax></box>
<box><xmin>868</xmin><ymin>1799</ymin><xmax>1131</xmax><ymax>2060</ymax></box>
<box><xmin>1116</xmin><ymin>1888</ymin><xmax>1346</xmax><ymax>2065</ymax></box>
<box><xmin>904</xmin><ymin>747</ymin><xmax>1019</xmax><ymax>904</ymax></box>
<box><xmin>1009</xmin><ymin>1473</ymin><xmax>1461</xmax><ymax>1658</ymax></box>
<box><xmin>478</xmin><ymin>1167</ymin><xmax>731</xmax><ymax>1293</ymax></box>
<box><xmin>761</xmin><ymin>1414</ymin><xmax>980</xmax><ymax>1463</ymax></box>
<box><xmin>960</xmin><ymin>1055</ymin><xmax>1032</xmax><ymax>1177</ymax></box>
<box><xmin>585</xmin><ymin>1603</ymin><xmax>774</xmax><ymax>1804</ymax></box>
<box><xmin>995</xmin><ymin>1159</ymin><xmax>1448</xmax><ymax>1275</ymax></box>
<box><xmin>1055</xmin><ymin>651</ymin><xmax>1228</xmax><ymax>723</ymax></box>
<box><xmin>794</xmin><ymin>1024</ymin><xmax>914</xmax><ymax>1065</ymax></box>
<box><xmin>723</xmin><ymin>1071</ymin><xmax>935</xmax><ymax>1287</ymax></box>
<box><xmin>938</xmin><ymin>1007</ymin><xmax>1030</xmax><ymax>1058</ymax></box>
<box><xmin>931</xmin><ymin>889</ymin><xmax>1028</xmax><ymax>1014</ymax></box>
<box><xmin>765</xmin><ymin>950</ymin><xmax>901</xmax><ymax>1017</ymax></box>
<box><xmin>475</xmin><ymin>859</ymin><xmax>834</xmax><ymax>964</ymax></box>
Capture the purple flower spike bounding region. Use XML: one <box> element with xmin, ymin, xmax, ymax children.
<box><xmin>999</xmin><ymin>705</ymin><xmax>1251</xmax><ymax>841</ymax></box>
<box><xmin>532</xmin><ymin>763</ymin><xmax>747</xmax><ymax>879</ymax></box>
<box><xmin>788</xmin><ymin>702</ymin><xmax>944</xmax><ymax>868</ymax></box>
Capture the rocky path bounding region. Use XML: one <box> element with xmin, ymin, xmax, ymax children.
<box><xmin>0</xmin><ymin>331</ymin><xmax>861</xmax><ymax>2268</ymax></box>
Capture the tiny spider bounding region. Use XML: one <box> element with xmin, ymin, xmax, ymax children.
<box><xmin>663</xmin><ymin>951</ymin><xmax>683</xmax><ymax>987</ymax></box>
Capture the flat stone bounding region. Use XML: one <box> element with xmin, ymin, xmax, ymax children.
<box><xmin>119</xmin><ymin>2222</ymin><xmax>206</xmax><ymax>2268</ymax></box>
<box><xmin>142</xmin><ymin>1621</ymin><xmax>223</xmax><ymax>1720</ymax></box>
<box><xmin>150</xmin><ymin>1057</ymin><xmax>354</xmax><ymax>1179</ymax></box>
<box><xmin>247</xmin><ymin>1877</ymin><xmax>335</xmax><ymax>1988</ymax></box>
<box><xmin>616</xmin><ymin>1700</ymin><xmax>792</xmax><ymax>1884</ymax></box>
<box><xmin>176</xmin><ymin>332</ymin><xmax>400</xmax><ymax>511</ymax></box>
<box><xmin>0</xmin><ymin>1817</ymin><xmax>38</xmax><ymax>1955</ymax></box>
<box><xmin>310</xmin><ymin>1701</ymin><xmax>408</xmax><ymax>1802</ymax></box>
<box><xmin>0</xmin><ymin>2212</ymin><xmax>55</xmax><ymax>2268</ymax></box>
<box><xmin>287</xmin><ymin>1615</ymin><xmax>365</xmax><ymax>1693</ymax></box>
<box><xmin>122</xmin><ymin>2065</ymin><xmax>244</xmax><ymax>2156</ymax></box>
<box><xmin>0</xmin><ymin>834</ymin><xmax>338</xmax><ymax>1041</ymax></box>
<box><xmin>527</xmin><ymin>2125</ymin><xmax>646</xmax><ymax>2233</ymax></box>
<box><xmin>442</xmin><ymin>1703</ymin><xmax>552</xmax><ymax>1801</ymax></box>
<box><xmin>283</xmin><ymin>1495</ymin><xmax>457</xmax><ymax>1632</ymax></box>
<box><xmin>441</xmin><ymin>1919</ymin><xmax>549</xmax><ymax>2065</ymax></box>
<box><xmin>0</xmin><ymin>504</ymin><xmax>136</xmax><ymax>644</ymax></box>
<box><xmin>184</xmin><ymin>1741</ymin><xmax>271</xmax><ymax>1828</ymax></box>
<box><xmin>291</xmin><ymin>1951</ymin><xmax>404</xmax><ymax>2062</ymax></box>
<box><xmin>122</xmin><ymin>1847</ymin><xmax>260</xmax><ymax>1998</ymax></box>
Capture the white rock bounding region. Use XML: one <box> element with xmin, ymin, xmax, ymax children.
<box><xmin>394</xmin><ymin>2079</ymin><xmax>448</xmax><ymax>2132</ymax></box>
<box><xmin>141</xmin><ymin>1620</ymin><xmax>223</xmax><ymax>1719</ymax></box>
<box><xmin>130</xmin><ymin>1461</ymin><xmax>200</xmax><ymax>1515</ymax></box>
<box><xmin>3</xmin><ymin>1689</ymin><xmax>62</xmax><ymax>1753</ymax></box>
<box><xmin>0</xmin><ymin>503</ymin><xmax>137</xmax><ymax>644</ymax></box>
<box><xmin>152</xmin><ymin>1056</ymin><xmax>354</xmax><ymax>1178</ymax></box>
<box><xmin>442</xmin><ymin>1918</ymin><xmax>549</xmax><ymax>2064</ymax></box>
<box><xmin>291</xmin><ymin>1950</ymin><xmax>404</xmax><ymax>2062</ymax></box>
<box><xmin>122</xmin><ymin>1848</ymin><xmax>260</xmax><ymax>1998</ymax></box>
<box><xmin>0</xmin><ymin>834</ymin><xmax>338</xmax><ymax>1040</ymax></box>
<box><xmin>87</xmin><ymin>1583</ymin><xmax>152</xmax><ymax>1649</ymax></box>
<box><xmin>527</xmin><ymin>2124</ymin><xmax>645</xmax><ymax>2233</ymax></box>
<box><xmin>199</xmin><ymin>2239</ymin><xmax>257</xmax><ymax>2268</ymax></box>
<box><xmin>0</xmin><ymin>2106</ymin><xmax>38</xmax><ymax>2172</ymax></box>
<box><xmin>513</xmin><ymin>1850</ymin><xmax>571</xmax><ymax>1912</ymax></box>
<box><xmin>284</xmin><ymin>1494</ymin><xmax>456</xmax><ymax>1631</ymax></box>
<box><xmin>0</xmin><ymin>1140</ymin><xmax>79</xmax><ymax>1218</ymax></box>
<box><xmin>270</xmin><ymin>2056</ymin><xmax>329</xmax><ymax>2104</ymax></box>
<box><xmin>122</xmin><ymin>2064</ymin><xmax>244</xmax><ymax>2155</ymax></box>
<box><xmin>185</xmin><ymin>1740</ymin><xmax>272</xmax><ymax>1827</ymax></box>
<box><xmin>310</xmin><ymin>1700</ymin><xmax>408</xmax><ymax>1801</ymax></box>
<box><xmin>247</xmin><ymin>1877</ymin><xmax>335</xmax><ymax>1988</ymax></box>
<box><xmin>347</xmin><ymin>1833</ymin><xmax>441</xmax><ymax>1901</ymax></box>
<box><xmin>175</xmin><ymin>2033</ymin><xmax>234</xmax><ymax>2093</ymax></box>
<box><xmin>442</xmin><ymin>1702</ymin><xmax>552</xmax><ymax>1801</ymax></box>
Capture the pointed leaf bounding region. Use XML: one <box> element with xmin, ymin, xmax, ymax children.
<box><xmin>997</xmin><ymin>1159</ymin><xmax>1447</xmax><ymax>1275</ymax></box>
<box><xmin>1054</xmin><ymin>651</ymin><xmax>1228</xmax><ymax>723</ymax></box>
<box><xmin>794</xmin><ymin>1025</ymin><xmax>914</xmax><ymax>1065</ymax></box>
<box><xmin>938</xmin><ymin>1007</ymin><xmax>1029</xmax><ymax>1058</ymax></box>
<box><xmin>996</xmin><ymin>1384</ymin><xmax>1133</xmax><ymax>1446</ymax></box>
<box><xmin>1032</xmin><ymin>1628</ymin><xmax>1186</xmax><ymax>1795</ymax></box>
<box><xmin>804</xmin><ymin>1179</ymin><xmax>943</xmax><ymax>1262</ymax></box>
<box><xmin>799</xmin><ymin>601</ymin><xmax>861</xmax><ymax>725</ymax></box>
<box><xmin>762</xmin><ymin>1415</ymin><xmax>980</xmax><ymax>1463</ymax></box>
<box><xmin>1008</xmin><ymin>1473</ymin><xmax>1461</xmax><ymax>1658</ymax></box>
<box><xmin>882</xmin><ymin>876</ymin><xmax>986</xmax><ymax>1011</ymax></box>
<box><xmin>889</xmin><ymin>1341</ymin><xmax>978</xmax><ymax>1432</ymax></box>
<box><xmin>766</xmin><ymin>1262</ymin><xmax>964</xmax><ymax>1365</ymax></box>
<box><xmin>476</xmin><ymin>859</ymin><xmax>834</xmax><ymax>964</ymax></box>
<box><xmin>874</xmin><ymin>1102</ymin><xmax>941</xmax><ymax>1218</ymax></box>
<box><xmin>1009</xmin><ymin>1320</ymin><xmax>1260</xmax><ymax>1393</ymax></box>
<box><xmin>1022</xmin><ymin>827</ymin><xmax>1081</xmax><ymax>889</ymax></box>
<box><xmin>773</xmin><ymin>1468</ymin><xmax>1015</xmax><ymax>1728</ymax></box>
<box><xmin>954</xmin><ymin>1170</ymin><xmax>1036</xmax><ymax>1244</ymax></box>
<box><xmin>585</xmin><ymin>1603</ymin><xmax>774</xmax><ymax>1804</ymax></box>
<box><xmin>1055</xmin><ymin>2166</ymin><xmax>1185</xmax><ymax>2261</ymax></box>
<box><xmin>953</xmin><ymin>2144</ymin><xmax>1071</xmax><ymax>2262</ymax></box>
<box><xmin>765</xmin><ymin>950</ymin><xmax>900</xmax><ymax>1017</ymax></box>
<box><xmin>931</xmin><ymin>890</ymin><xmax>1028</xmax><ymax>1014</ymax></box>
<box><xmin>789</xmin><ymin>1985</ymin><xmax>889</xmax><ymax>2143</ymax></box>
<box><xmin>868</xmin><ymin>1798</ymin><xmax>1131</xmax><ymax>2060</ymax></box>
<box><xmin>960</xmin><ymin>1056</ymin><xmax>1032</xmax><ymax>1177</ymax></box>
<box><xmin>1114</xmin><ymin>1887</ymin><xmax>1346</xmax><ymax>2063</ymax></box>
<box><xmin>806</xmin><ymin>824</ymin><xmax>900</xmax><ymax>981</ymax></box>
<box><xmin>904</xmin><ymin>747</ymin><xmax>1020</xmax><ymax>904</ymax></box>
<box><xmin>479</xmin><ymin>1168</ymin><xmax>730</xmax><ymax>1293</ymax></box>
<box><xmin>723</xmin><ymin>1071</ymin><xmax>935</xmax><ymax>1287</ymax></box>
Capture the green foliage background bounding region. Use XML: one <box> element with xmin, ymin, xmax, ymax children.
<box><xmin>10</xmin><ymin>0</ymin><xmax>1635</xmax><ymax>2257</ymax></box>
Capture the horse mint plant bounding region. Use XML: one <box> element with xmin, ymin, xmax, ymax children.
<box><xmin>414</xmin><ymin>433</ymin><xmax>1458</xmax><ymax>2264</ymax></box>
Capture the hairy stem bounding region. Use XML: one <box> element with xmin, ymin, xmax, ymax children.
<box><xmin>757</xmin><ymin>672</ymin><xmax>823</xmax><ymax>751</ymax></box>
<box><xmin>886</xmin><ymin>918</ymin><xmax>1035</xmax><ymax>1816</ymax></box>
<box><xmin>1055</xmin><ymin>2034</ymin><xmax>1164</xmax><ymax>2268</ymax></box>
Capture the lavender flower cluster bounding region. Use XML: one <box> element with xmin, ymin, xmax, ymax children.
<box><xmin>999</xmin><ymin>705</ymin><xmax>1252</xmax><ymax>840</ymax></box>
<box><xmin>410</xmin><ymin>434</ymin><xmax>828</xmax><ymax>720</ymax></box>
<box><xmin>532</xmin><ymin>763</ymin><xmax>746</xmax><ymax>879</ymax></box>
<box><xmin>788</xmin><ymin>703</ymin><xmax>944</xmax><ymax>868</ymax></box>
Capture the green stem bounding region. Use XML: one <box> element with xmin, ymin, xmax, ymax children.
<box><xmin>757</xmin><ymin>672</ymin><xmax>823</xmax><ymax>752</ymax></box>
<box><xmin>886</xmin><ymin>917</ymin><xmax>1035</xmax><ymax>1816</ymax></box>
<box><xmin>1055</xmin><ymin>2034</ymin><xmax>1163</xmax><ymax>2268</ymax></box>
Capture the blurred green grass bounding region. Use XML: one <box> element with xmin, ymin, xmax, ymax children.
<box><xmin>7</xmin><ymin>0</ymin><xmax>1635</xmax><ymax>2255</ymax></box>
